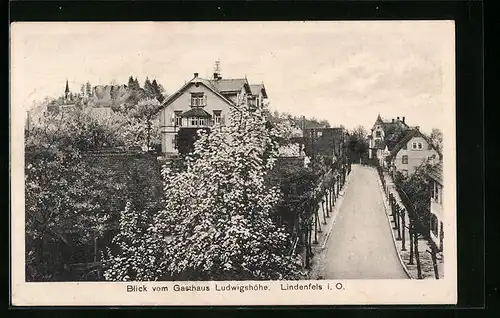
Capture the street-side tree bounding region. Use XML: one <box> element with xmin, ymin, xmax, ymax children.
<box><xmin>348</xmin><ymin>125</ymin><xmax>369</xmax><ymax>162</ymax></box>
<box><xmin>103</xmin><ymin>102</ymin><xmax>303</xmax><ymax>281</ymax></box>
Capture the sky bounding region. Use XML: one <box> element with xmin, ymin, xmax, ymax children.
<box><xmin>11</xmin><ymin>21</ymin><xmax>455</xmax><ymax>132</ymax></box>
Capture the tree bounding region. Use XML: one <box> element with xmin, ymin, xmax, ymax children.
<box><xmin>143</xmin><ymin>77</ymin><xmax>155</xmax><ymax>98</ymax></box>
<box><xmin>25</xmin><ymin>109</ymin><xmax>124</xmax><ymax>281</ymax></box>
<box><xmin>348</xmin><ymin>125</ymin><xmax>369</xmax><ymax>161</ymax></box>
<box><xmin>429</xmin><ymin>128</ymin><xmax>443</xmax><ymax>154</ymax></box>
<box><xmin>127</xmin><ymin>76</ymin><xmax>135</xmax><ymax>90</ymax></box>
<box><xmin>103</xmin><ymin>102</ymin><xmax>302</xmax><ymax>281</ymax></box>
<box><xmin>151</xmin><ymin>79</ymin><xmax>166</xmax><ymax>102</ymax></box>
<box><xmin>85</xmin><ymin>82</ymin><xmax>92</xmax><ymax>97</ymax></box>
<box><xmin>111</xmin><ymin>97</ymin><xmax>162</xmax><ymax>150</ymax></box>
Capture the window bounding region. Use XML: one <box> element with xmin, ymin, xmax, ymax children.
<box><xmin>213</xmin><ymin>111</ymin><xmax>222</xmax><ymax>125</ymax></box>
<box><xmin>402</xmin><ymin>155</ymin><xmax>408</xmax><ymax>164</ymax></box>
<box><xmin>375</xmin><ymin>131</ymin><xmax>381</xmax><ymax>138</ymax></box>
<box><xmin>174</xmin><ymin>111</ymin><xmax>182</xmax><ymax>127</ymax></box>
<box><xmin>402</xmin><ymin>143</ymin><xmax>407</xmax><ymax>150</ymax></box>
<box><xmin>188</xmin><ymin>117</ymin><xmax>208</xmax><ymax>127</ymax></box>
<box><xmin>375</xmin><ymin>140</ymin><xmax>380</xmax><ymax>147</ymax></box>
<box><xmin>190</xmin><ymin>93</ymin><xmax>205</xmax><ymax>107</ymax></box>
<box><xmin>173</xmin><ymin>135</ymin><xmax>178</xmax><ymax>149</ymax></box>
<box><xmin>412</xmin><ymin>142</ymin><xmax>423</xmax><ymax>150</ymax></box>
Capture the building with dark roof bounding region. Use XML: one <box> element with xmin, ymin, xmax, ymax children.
<box><xmin>158</xmin><ymin>62</ymin><xmax>269</xmax><ymax>155</ymax></box>
<box><xmin>368</xmin><ymin>114</ymin><xmax>409</xmax><ymax>163</ymax></box>
<box><xmin>385</xmin><ymin>127</ymin><xmax>441</xmax><ymax>176</ymax></box>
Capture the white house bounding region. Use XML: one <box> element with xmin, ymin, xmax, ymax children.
<box><xmin>158</xmin><ymin>67</ymin><xmax>268</xmax><ymax>155</ymax></box>
<box><xmin>385</xmin><ymin>128</ymin><xmax>440</xmax><ymax>176</ymax></box>
<box><xmin>368</xmin><ymin>114</ymin><xmax>409</xmax><ymax>166</ymax></box>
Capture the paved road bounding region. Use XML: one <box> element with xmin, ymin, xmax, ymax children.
<box><xmin>317</xmin><ymin>165</ymin><xmax>408</xmax><ymax>279</ymax></box>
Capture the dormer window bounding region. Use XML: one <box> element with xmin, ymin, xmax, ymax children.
<box><xmin>190</xmin><ymin>92</ymin><xmax>206</xmax><ymax>107</ymax></box>
<box><xmin>375</xmin><ymin>131</ymin><xmax>381</xmax><ymax>138</ymax></box>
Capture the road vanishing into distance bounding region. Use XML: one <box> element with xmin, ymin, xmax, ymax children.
<box><xmin>314</xmin><ymin>165</ymin><xmax>409</xmax><ymax>279</ymax></box>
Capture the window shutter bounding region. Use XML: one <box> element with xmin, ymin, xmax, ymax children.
<box><xmin>221</xmin><ymin>115</ymin><xmax>226</xmax><ymax>125</ymax></box>
<box><xmin>204</xmin><ymin>95</ymin><xmax>207</xmax><ymax>106</ymax></box>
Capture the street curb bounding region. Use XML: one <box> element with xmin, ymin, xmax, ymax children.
<box><xmin>375</xmin><ymin>169</ymin><xmax>412</xmax><ymax>280</ymax></box>
<box><xmin>320</xmin><ymin>165</ymin><xmax>355</xmax><ymax>250</ymax></box>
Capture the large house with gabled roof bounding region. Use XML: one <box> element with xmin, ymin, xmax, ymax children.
<box><xmin>368</xmin><ymin>114</ymin><xmax>441</xmax><ymax>176</ymax></box>
<box><xmin>385</xmin><ymin>127</ymin><xmax>441</xmax><ymax>176</ymax></box>
<box><xmin>158</xmin><ymin>66</ymin><xmax>268</xmax><ymax>155</ymax></box>
<box><xmin>368</xmin><ymin>114</ymin><xmax>410</xmax><ymax>164</ymax></box>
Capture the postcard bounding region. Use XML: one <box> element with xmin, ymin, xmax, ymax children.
<box><xmin>11</xmin><ymin>21</ymin><xmax>456</xmax><ymax>306</ymax></box>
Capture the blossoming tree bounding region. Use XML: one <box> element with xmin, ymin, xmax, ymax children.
<box><xmin>104</xmin><ymin>103</ymin><xmax>303</xmax><ymax>281</ymax></box>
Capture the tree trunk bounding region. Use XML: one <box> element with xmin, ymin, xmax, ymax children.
<box><xmin>430</xmin><ymin>243</ymin><xmax>440</xmax><ymax>279</ymax></box>
<box><xmin>414</xmin><ymin>231</ymin><xmax>423</xmax><ymax>279</ymax></box>
<box><xmin>302</xmin><ymin>218</ymin><xmax>309</xmax><ymax>269</ymax></box>
<box><xmin>321</xmin><ymin>199</ymin><xmax>328</xmax><ymax>225</ymax></box>
<box><xmin>401</xmin><ymin>209</ymin><xmax>406</xmax><ymax>251</ymax></box>
<box><xmin>314</xmin><ymin>208</ymin><xmax>319</xmax><ymax>243</ymax></box>
<box><xmin>408</xmin><ymin>221</ymin><xmax>414</xmax><ymax>265</ymax></box>
<box><xmin>330</xmin><ymin>186</ymin><xmax>334</xmax><ymax>209</ymax></box>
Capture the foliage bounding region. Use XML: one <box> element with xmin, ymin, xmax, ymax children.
<box><xmin>103</xmin><ymin>103</ymin><xmax>303</xmax><ymax>281</ymax></box>
<box><xmin>25</xmin><ymin>137</ymin><xmax>111</xmax><ymax>281</ymax></box>
<box><xmin>25</xmin><ymin>106</ymin><xmax>163</xmax><ymax>281</ymax></box>
<box><xmin>429</xmin><ymin>128</ymin><xmax>443</xmax><ymax>154</ymax></box>
<box><xmin>111</xmin><ymin>97</ymin><xmax>162</xmax><ymax>149</ymax></box>
<box><xmin>266</xmin><ymin>110</ymin><xmax>330</xmax><ymax>129</ymax></box>
<box><xmin>101</xmin><ymin>202</ymin><xmax>164</xmax><ymax>281</ymax></box>
<box><xmin>394</xmin><ymin>160</ymin><xmax>435</xmax><ymax>230</ymax></box>
<box><xmin>348</xmin><ymin>125</ymin><xmax>369</xmax><ymax>160</ymax></box>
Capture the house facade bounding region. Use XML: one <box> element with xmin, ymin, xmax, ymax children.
<box><xmin>428</xmin><ymin>162</ymin><xmax>444</xmax><ymax>252</ymax></box>
<box><xmin>158</xmin><ymin>69</ymin><xmax>268</xmax><ymax>155</ymax></box>
<box><xmin>386</xmin><ymin>128</ymin><xmax>440</xmax><ymax>176</ymax></box>
<box><xmin>368</xmin><ymin>114</ymin><xmax>409</xmax><ymax>166</ymax></box>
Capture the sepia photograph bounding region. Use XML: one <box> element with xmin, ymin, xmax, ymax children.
<box><xmin>11</xmin><ymin>21</ymin><xmax>456</xmax><ymax>306</ymax></box>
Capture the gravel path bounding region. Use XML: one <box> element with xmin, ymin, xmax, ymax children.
<box><xmin>313</xmin><ymin>165</ymin><xmax>409</xmax><ymax>279</ymax></box>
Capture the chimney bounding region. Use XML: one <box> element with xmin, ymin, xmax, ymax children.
<box><xmin>397</xmin><ymin>116</ymin><xmax>400</xmax><ymax>121</ymax></box>
<box><xmin>415</xmin><ymin>126</ymin><xmax>420</xmax><ymax>130</ymax></box>
<box><xmin>392</xmin><ymin>118</ymin><xmax>394</xmax><ymax>123</ymax></box>
<box><xmin>194</xmin><ymin>72</ymin><xmax>199</xmax><ymax>78</ymax></box>
<box><xmin>402</xmin><ymin>116</ymin><xmax>405</xmax><ymax>123</ymax></box>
